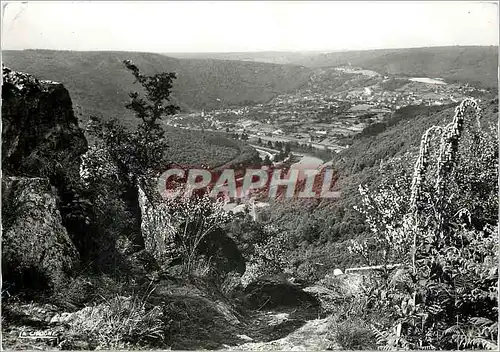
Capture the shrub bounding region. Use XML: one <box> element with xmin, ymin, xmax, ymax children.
<box><xmin>153</xmin><ymin>190</ymin><xmax>234</xmax><ymax>274</ymax></box>
<box><xmin>331</xmin><ymin>317</ymin><xmax>376</xmax><ymax>350</ymax></box>
<box><xmin>240</xmin><ymin>224</ymin><xmax>291</xmax><ymax>287</ymax></box>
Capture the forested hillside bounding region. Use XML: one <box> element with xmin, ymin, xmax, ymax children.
<box><xmin>173</xmin><ymin>46</ymin><xmax>498</xmax><ymax>89</ymax></box>
<box><xmin>260</xmin><ymin>98</ymin><xmax>499</xmax><ymax>280</ymax></box>
<box><xmin>2</xmin><ymin>62</ymin><xmax>497</xmax><ymax>350</ymax></box>
<box><xmin>292</xmin><ymin>46</ymin><xmax>498</xmax><ymax>88</ymax></box>
<box><xmin>2</xmin><ymin>50</ymin><xmax>311</xmax><ymax>127</ymax></box>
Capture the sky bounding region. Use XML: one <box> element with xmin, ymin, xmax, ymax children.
<box><xmin>1</xmin><ymin>1</ymin><xmax>498</xmax><ymax>53</ymax></box>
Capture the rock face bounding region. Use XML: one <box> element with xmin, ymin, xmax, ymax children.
<box><xmin>2</xmin><ymin>177</ymin><xmax>79</xmax><ymax>289</ymax></box>
<box><xmin>2</xmin><ymin>66</ymin><xmax>87</xmax><ymax>180</ymax></box>
<box><xmin>2</xmin><ymin>66</ymin><xmax>88</xmax><ymax>290</ymax></box>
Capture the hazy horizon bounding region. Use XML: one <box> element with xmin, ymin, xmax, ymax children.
<box><xmin>3</xmin><ymin>43</ymin><xmax>498</xmax><ymax>54</ymax></box>
<box><xmin>2</xmin><ymin>1</ymin><xmax>498</xmax><ymax>53</ymax></box>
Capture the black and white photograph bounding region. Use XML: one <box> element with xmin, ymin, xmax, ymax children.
<box><xmin>1</xmin><ymin>1</ymin><xmax>499</xmax><ymax>350</ymax></box>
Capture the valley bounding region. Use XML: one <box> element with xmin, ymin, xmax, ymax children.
<box><xmin>2</xmin><ymin>44</ymin><xmax>498</xmax><ymax>351</ymax></box>
<box><xmin>167</xmin><ymin>63</ymin><xmax>489</xmax><ymax>154</ymax></box>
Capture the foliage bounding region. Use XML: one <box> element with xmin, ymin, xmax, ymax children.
<box><xmin>82</xmin><ymin>61</ymin><xmax>179</xmax><ymax>196</ymax></box>
<box><xmin>123</xmin><ymin>59</ymin><xmax>179</xmax><ymax>129</ymax></box>
<box><xmin>85</xmin><ymin>116</ymin><xmax>169</xmax><ymax>179</ymax></box>
<box><xmin>240</xmin><ymin>224</ymin><xmax>291</xmax><ymax>286</ymax></box>
<box><xmin>229</xmin><ymin>214</ymin><xmax>294</xmax><ymax>286</ymax></box>
<box><xmin>331</xmin><ymin>317</ymin><xmax>376</xmax><ymax>350</ymax></box>
<box><xmin>77</xmin><ymin>61</ymin><xmax>181</xmax><ymax>273</ymax></box>
<box><xmin>349</xmin><ymin>99</ymin><xmax>498</xmax><ymax>350</ymax></box>
<box><xmin>154</xmin><ymin>189</ymin><xmax>234</xmax><ymax>274</ymax></box>
<box><xmin>260</xmin><ymin>98</ymin><xmax>497</xmax><ymax>281</ymax></box>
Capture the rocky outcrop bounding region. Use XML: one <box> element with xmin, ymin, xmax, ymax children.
<box><xmin>2</xmin><ymin>66</ymin><xmax>88</xmax><ymax>290</ymax></box>
<box><xmin>2</xmin><ymin>66</ymin><xmax>87</xmax><ymax>180</ymax></box>
<box><xmin>2</xmin><ymin>177</ymin><xmax>79</xmax><ymax>289</ymax></box>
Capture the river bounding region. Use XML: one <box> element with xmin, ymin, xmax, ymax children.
<box><xmin>223</xmin><ymin>152</ymin><xmax>326</xmax><ymax>213</ymax></box>
<box><xmin>290</xmin><ymin>154</ymin><xmax>324</xmax><ymax>169</ymax></box>
<box><xmin>408</xmin><ymin>77</ymin><xmax>447</xmax><ymax>85</ymax></box>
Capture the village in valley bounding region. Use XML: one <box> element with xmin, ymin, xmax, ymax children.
<box><xmin>165</xmin><ymin>66</ymin><xmax>486</xmax><ymax>153</ymax></box>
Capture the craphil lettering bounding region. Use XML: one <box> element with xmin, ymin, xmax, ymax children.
<box><xmin>157</xmin><ymin>164</ymin><xmax>341</xmax><ymax>201</ymax></box>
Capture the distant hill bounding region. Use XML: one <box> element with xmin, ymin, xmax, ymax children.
<box><xmin>165</xmin><ymin>51</ymin><xmax>322</xmax><ymax>65</ymax></box>
<box><xmin>291</xmin><ymin>46</ymin><xmax>498</xmax><ymax>89</ymax></box>
<box><xmin>2</xmin><ymin>50</ymin><xmax>312</xmax><ymax>127</ymax></box>
<box><xmin>171</xmin><ymin>46</ymin><xmax>498</xmax><ymax>89</ymax></box>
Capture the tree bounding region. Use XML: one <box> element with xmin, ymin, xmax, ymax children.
<box><xmin>123</xmin><ymin>60</ymin><xmax>179</xmax><ymax>132</ymax></box>
<box><xmin>92</xmin><ymin>61</ymin><xmax>181</xmax><ymax>177</ymax></box>
<box><xmin>81</xmin><ymin>62</ymin><xmax>182</xmax><ymax>268</ymax></box>
<box><xmin>263</xmin><ymin>155</ymin><xmax>272</xmax><ymax>166</ymax></box>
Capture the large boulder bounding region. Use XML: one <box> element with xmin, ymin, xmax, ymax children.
<box><xmin>2</xmin><ymin>177</ymin><xmax>79</xmax><ymax>290</ymax></box>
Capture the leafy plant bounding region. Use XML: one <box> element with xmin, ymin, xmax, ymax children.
<box><xmin>349</xmin><ymin>99</ymin><xmax>498</xmax><ymax>350</ymax></box>
<box><xmin>240</xmin><ymin>224</ymin><xmax>291</xmax><ymax>286</ymax></box>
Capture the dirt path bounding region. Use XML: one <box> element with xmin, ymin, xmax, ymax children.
<box><xmin>236</xmin><ymin>316</ymin><xmax>336</xmax><ymax>350</ymax></box>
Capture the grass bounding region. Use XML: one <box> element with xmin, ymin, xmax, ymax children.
<box><xmin>61</xmin><ymin>290</ymin><xmax>166</xmax><ymax>349</ymax></box>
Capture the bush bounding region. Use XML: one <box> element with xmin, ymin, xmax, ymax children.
<box><xmin>240</xmin><ymin>224</ymin><xmax>291</xmax><ymax>287</ymax></box>
<box><xmin>331</xmin><ymin>317</ymin><xmax>376</xmax><ymax>350</ymax></box>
